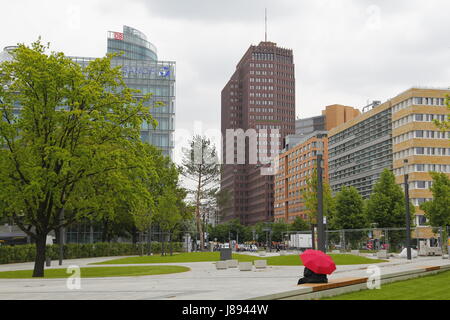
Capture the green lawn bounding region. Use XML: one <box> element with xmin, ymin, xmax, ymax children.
<box><xmin>0</xmin><ymin>265</ymin><xmax>190</xmax><ymax>279</ymax></box>
<box><xmin>324</xmin><ymin>270</ymin><xmax>450</xmax><ymax>300</ymax></box>
<box><xmin>265</xmin><ymin>254</ymin><xmax>386</xmax><ymax>266</ymax></box>
<box><xmin>93</xmin><ymin>252</ymin><xmax>386</xmax><ymax>266</ymax></box>
<box><xmin>92</xmin><ymin>252</ymin><xmax>257</xmax><ymax>265</ymax></box>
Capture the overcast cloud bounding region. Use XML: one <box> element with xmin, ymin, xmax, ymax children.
<box><xmin>1</xmin><ymin>0</ymin><xmax>449</xmax><ymax>166</ymax></box>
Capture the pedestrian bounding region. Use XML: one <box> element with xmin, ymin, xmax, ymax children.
<box><xmin>297</xmin><ymin>267</ymin><xmax>328</xmax><ymax>284</ymax></box>
<box><xmin>297</xmin><ymin>249</ymin><xmax>336</xmax><ymax>285</ymax></box>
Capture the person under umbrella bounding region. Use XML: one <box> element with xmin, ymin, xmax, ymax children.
<box><xmin>297</xmin><ymin>249</ymin><xmax>336</xmax><ymax>285</ymax></box>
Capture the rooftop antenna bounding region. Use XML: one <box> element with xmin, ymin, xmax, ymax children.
<box><xmin>265</xmin><ymin>8</ymin><xmax>268</xmax><ymax>42</ymax></box>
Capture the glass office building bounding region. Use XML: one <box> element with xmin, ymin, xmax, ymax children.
<box><xmin>2</xmin><ymin>26</ymin><xmax>176</xmax><ymax>159</ymax></box>
<box><xmin>73</xmin><ymin>26</ymin><xmax>175</xmax><ymax>158</ymax></box>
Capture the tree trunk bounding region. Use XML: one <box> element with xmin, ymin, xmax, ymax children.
<box><xmin>102</xmin><ymin>219</ymin><xmax>109</xmax><ymax>243</ymax></box>
<box><xmin>169</xmin><ymin>232</ymin><xmax>173</xmax><ymax>256</ymax></box>
<box><xmin>147</xmin><ymin>226</ymin><xmax>152</xmax><ymax>256</ymax></box>
<box><xmin>196</xmin><ymin>172</ymin><xmax>205</xmax><ymax>252</ymax></box>
<box><xmin>161</xmin><ymin>233</ymin><xmax>166</xmax><ymax>256</ymax></box>
<box><xmin>33</xmin><ymin>233</ymin><xmax>47</xmax><ymax>277</ymax></box>
<box><xmin>131</xmin><ymin>226</ymin><xmax>138</xmax><ymax>245</ymax></box>
<box><xmin>139</xmin><ymin>232</ymin><xmax>144</xmax><ymax>256</ymax></box>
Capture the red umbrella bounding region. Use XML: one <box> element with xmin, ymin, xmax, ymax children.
<box><xmin>300</xmin><ymin>249</ymin><xmax>336</xmax><ymax>275</ymax></box>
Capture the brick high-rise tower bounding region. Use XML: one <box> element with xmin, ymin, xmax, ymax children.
<box><xmin>221</xmin><ymin>41</ymin><xmax>296</xmax><ymax>225</ymax></box>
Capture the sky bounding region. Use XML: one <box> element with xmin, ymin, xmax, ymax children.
<box><xmin>1</xmin><ymin>0</ymin><xmax>449</xmax><ymax>166</ymax></box>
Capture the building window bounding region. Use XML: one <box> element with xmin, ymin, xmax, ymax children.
<box><xmin>416</xmin><ymin>181</ymin><xmax>426</xmax><ymax>189</ymax></box>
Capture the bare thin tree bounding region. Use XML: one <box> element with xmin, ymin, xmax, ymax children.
<box><xmin>180</xmin><ymin>135</ymin><xmax>220</xmax><ymax>251</ymax></box>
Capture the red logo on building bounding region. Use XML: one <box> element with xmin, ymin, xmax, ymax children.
<box><xmin>114</xmin><ymin>32</ymin><xmax>124</xmax><ymax>40</ymax></box>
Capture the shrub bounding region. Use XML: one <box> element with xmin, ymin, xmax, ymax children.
<box><xmin>0</xmin><ymin>242</ymin><xmax>183</xmax><ymax>264</ymax></box>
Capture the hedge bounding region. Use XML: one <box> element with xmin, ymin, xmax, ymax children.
<box><xmin>0</xmin><ymin>242</ymin><xmax>184</xmax><ymax>264</ymax></box>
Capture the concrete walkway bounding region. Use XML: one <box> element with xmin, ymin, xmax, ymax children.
<box><xmin>0</xmin><ymin>254</ymin><xmax>449</xmax><ymax>300</ymax></box>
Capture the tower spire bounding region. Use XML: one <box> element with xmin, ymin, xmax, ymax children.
<box><xmin>265</xmin><ymin>8</ymin><xmax>268</xmax><ymax>42</ymax></box>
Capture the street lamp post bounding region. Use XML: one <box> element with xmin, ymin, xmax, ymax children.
<box><xmin>404</xmin><ymin>159</ymin><xmax>412</xmax><ymax>260</ymax></box>
<box><xmin>317</xmin><ymin>145</ymin><xmax>325</xmax><ymax>253</ymax></box>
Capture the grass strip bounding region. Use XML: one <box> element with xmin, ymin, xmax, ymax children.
<box><xmin>0</xmin><ymin>265</ymin><xmax>190</xmax><ymax>279</ymax></box>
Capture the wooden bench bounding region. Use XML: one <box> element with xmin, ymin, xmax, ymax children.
<box><xmin>297</xmin><ymin>277</ymin><xmax>369</xmax><ymax>292</ymax></box>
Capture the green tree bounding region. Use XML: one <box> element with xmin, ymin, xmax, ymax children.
<box><xmin>154</xmin><ymin>187</ymin><xmax>192</xmax><ymax>256</ymax></box>
<box><xmin>208</xmin><ymin>223</ymin><xmax>230</xmax><ymax>243</ymax></box>
<box><xmin>289</xmin><ymin>216</ymin><xmax>311</xmax><ymax>231</ymax></box>
<box><xmin>334</xmin><ymin>186</ymin><xmax>368</xmax><ymax>249</ymax></box>
<box><xmin>208</xmin><ymin>187</ymin><xmax>232</xmax><ymax>225</ymax></box>
<box><xmin>303</xmin><ymin>169</ymin><xmax>336</xmax><ymax>225</ymax></box>
<box><xmin>227</xmin><ymin>219</ymin><xmax>252</xmax><ymax>243</ymax></box>
<box><xmin>366</xmin><ymin>169</ymin><xmax>415</xmax><ymax>251</ymax></box>
<box><xmin>180</xmin><ymin>135</ymin><xmax>221</xmax><ymax>251</ymax></box>
<box><xmin>271</xmin><ymin>221</ymin><xmax>290</xmax><ymax>242</ymax></box>
<box><xmin>0</xmin><ymin>40</ymin><xmax>158</xmax><ymax>277</ymax></box>
<box><xmin>420</xmin><ymin>172</ymin><xmax>450</xmax><ymax>230</ymax></box>
<box><xmin>208</xmin><ymin>219</ymin><xmax>252</xmax><ymax>243</ymax></box>
<box><xmin>334</xmin><ymin>186</ymin><xmax>367</xmax><ymax>229</ymax></box>
<box><xmin>252</xmin><ymin>222</ymin><xmax>266</xmax><ymax>244</ymax></box>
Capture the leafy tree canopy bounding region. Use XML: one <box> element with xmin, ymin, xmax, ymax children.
<box><xmin>0</xmin><ymin>39</ymin><xmax>161</xmax><ymax>276</ymax></box>
<box><xmin>366</xmin><ymin>169</ymin><xmax>415</xmax><ymax>228</ymax></box>
<box><xmin>420</xmin><ymin>172</ymin><xmax>450</xmax><ymax>227</ymax></box>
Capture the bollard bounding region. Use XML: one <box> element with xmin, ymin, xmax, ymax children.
<box><xmin>45</xmin><ymin>256</ymin><xmax>51</xmax><ymax>267</ymax></box>
<box><xmin>220</xmin><ymin>248</ymin><xmax>232</xmax><ymax>261</ymax></box>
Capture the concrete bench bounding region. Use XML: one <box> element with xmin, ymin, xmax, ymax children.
<box><xmin>279</xmin><ymin>251</ymin><xmax>287</xmax><ymax>256</ymax></box>
<box><xmin>226</xmin><ymin>259</ymin><xmax>238</xmax><ymax>268</ymax></box>
<box><xmin>377</xmin><ymin>250</ymin><xmax>388</xmax><ymax>259</ymax></box>
<box><xmin>350</xmin><ymin>250</ymin><xmax>360</xmax><ymax>256</ymax></box>
<box><xmin>239</xmin><ymin>262</ymin><xmax>253</xmax><ymax>271</ymax></box>
<box><xmin>216</xmin><ymin>261</ymin><xmax>228</xmax><ymax>270</ymax></box>
<box><xmin>258</xmin><ymin>251</ymin><xmax>266</xmax><ymax>257</ymax></box>
<box><xmin>331</xmin><ymin>250</ymin><xmax>340</xmax><ymax>254</ymax></box>
<box><xmin>254</xmin><ymin>260</ymin><xmax>267</xmax><ymax>269</ymax></box>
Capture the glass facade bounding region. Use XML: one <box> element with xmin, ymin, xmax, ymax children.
<box><xmin>107</xmin><ymin>25</ymin><xmax>158</xmax><ymax>61</ymax></box>
<box><xmin>72</xmin><ymin>26</ymin><xmax>176</xmax><ymax>158</ymax></box>
<box><xmin>2</xmin><ymin>26</ymin><xmax>176</xmax><ymax>159</ymax></box>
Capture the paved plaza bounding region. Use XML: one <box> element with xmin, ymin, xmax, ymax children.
<box><xmin>1</xmin><ymin>253</ymin><xmax>449</xmax><ymax>300</ymax></box>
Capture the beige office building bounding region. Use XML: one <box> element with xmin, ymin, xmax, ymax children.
<box><xmin>328</xmin><ymin>87</ymin><xmax>450</xmax><ymax>232</ymax></box>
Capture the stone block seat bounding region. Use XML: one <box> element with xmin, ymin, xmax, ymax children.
<box><xmin>216</xmin><ymin>261</ymin><xmax>228</xmax><ymax>270</ymax></box>
<box><xmin>226</xmin><ymin>260</ymin><xmax>238</xmax><ymax>268</ymax></box>
<box><xmin>254</xmin><ymin>260</ymin><xmax>267</xmax><ymax>269</ymax></box>
<box><xmin>239</xmin><ymin>262</ymin><xmax>253</xmax><ymax>271</ymax></box>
